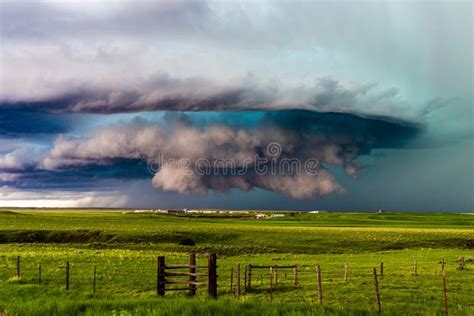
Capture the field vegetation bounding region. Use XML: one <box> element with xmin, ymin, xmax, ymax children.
<box><xmin>0</xmin><ymin>209</ymin><xmax>472</xmax><ymax>315</ymax></box>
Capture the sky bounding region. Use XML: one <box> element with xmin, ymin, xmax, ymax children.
<box><xmin>0</xmin><ymin>0</ymin><xmax>472</xmax><ymax>211</ymax></box>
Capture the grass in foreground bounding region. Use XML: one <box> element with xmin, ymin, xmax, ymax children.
<box><xmin>0</xmin><ymin>210</ymin><xmax>473</xmax><ymax>315</ymax></box>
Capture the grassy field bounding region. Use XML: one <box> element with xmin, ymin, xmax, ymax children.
<box><xmin>0</xmin><ymin>209</ymin><xmax>473</xmax><ymax>315</ymax></box>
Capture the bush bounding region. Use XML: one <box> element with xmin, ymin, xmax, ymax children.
<box><xmin>179</xmin><ymin>238</ymin><xmax>196</xmax><ymax>246</ymax></box>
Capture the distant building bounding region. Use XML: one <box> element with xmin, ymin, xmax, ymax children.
<box><xmin>271</xmin><ymin>214</ymin><xmax>285</xmax><ymax>218</ymax></box>
<box><xmin>377</xmin><ymin>209</ymin><xmax>386</xmax><ymax>213</ymax></box>
<box><xmin>309</xmin><ymin>211</ymin><xmax>320</xmax><ymax>214</ymax></box>
<box><xmin>153</xmin><ymin>209</ymin><xmax>168</xmax><ymax>214</ymax></box>
<box><xmin>134</xmin><ymin>209</ymin><xmax>152</xmax><ymax>213</ymax></box>
<box><xmin>186</xmin><ymin>210</ymin><xmax>201</xmax><ymax>213</ymax></box>
<box><xmin>255</xmin><ymin>213</ymin><xmax>268</xmax><ymax>219</ymax></box>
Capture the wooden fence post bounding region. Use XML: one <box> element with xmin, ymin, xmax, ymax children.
<box><xmin>442</xmin><ymin>270</ymin><xmax>448</xmax><ymax>316</ymax></box>
<box><xmin>208</xmin><ymin>253</ymin><xmax>217</xmax><ymax>298</ymax></box>
<box><xmin>344</xmin><ymin>262</ymin><xmax>348</xmax><ymax>282</ymax></box>
<box><xmin>441</xmin><ymin>258</ymin><xmax>445</xmax><ymax>272</ymax></box>
<box><xmin>293</xmin><ymin>264</ymin><xmax>298</xmax><ymax>286</ymax></box>
<box><xmin>316</xmin><ymin>264</ymin><xmax>323</xmax><ymax>304</ymax></box>
<box><xmin>230</xmin><ymin>267</ymin><xmax>234</xmax><ymax>292</ymax></box>
<box><xmin>65</xmin><ymin>261</ymin><xmax>70</xmax><ymax>290</ymax></box>
<box><xmin>380</xmin><ymin>262</ymin><xmax>384</xmax><ymax>279</ymax></box>
<box><xmin>16</xmin><ymin>256</ymin><xmax>20</xmax><ymax>279</ymax></box>
<box><xmin>236</xmin><ymin>264</ymin><xmax>241</xmax><ymax>298</ymax></box>
<box><xmin>248</xmin><ymin>264</ymin><xmax>252</xmax><ymax>290</ymax></box>
<box><xmin>189</xmin><ymin>253</ymin><xmax>197</xmax><ymax>296</ymax></box>
<box><xmin>269</xmin><ymin>267</ymin><xmax>273</xmax><ymax>301</ymax></box>
<box><xmin>244</xmin><ymin>265</ymin><xmax>248</xmax><ymax>290</ymax></box>
<box><xmin>157</xmin><ymin>256</ymin><xmax>165</xmax><ymax>296</ymax></box>
<box><xmin>372</xmin><ymin>267</ymin><xmax>381</xmax><ymax>312</ymax></box>
<box><xmin>38</xmin><ymin>263</ymin><xmax>42</xmax><ymax>285</ymax></box>
<box><xmin>413</xmin><ymin>260</ymin><xmax>418</xmax><ymax>275</ymax></box>
<box><xmin>93</xmin><ymin>266</ymin><xmax>97</xmax><ymax>294</ymax></box>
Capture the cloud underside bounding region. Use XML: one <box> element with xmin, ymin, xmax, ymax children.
<box><xmin>1</xmin><ymin>111</ymin><xmax>419</xmax><ymax>199</ymax></box>
<box><xmin>2</xmin><ymin>76</ymin><xmax>421</xmax><ymax>125</ymax></box>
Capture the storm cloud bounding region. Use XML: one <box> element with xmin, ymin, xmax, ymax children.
<box><xmin>0</xmin><ymin>1</ymin><xmax>471</xmax><ymax>209</ymax></box>
<box><xmin>33</xmin><ymin>111</ymin><xmax>420</xmax><ymax>199</ymax></box>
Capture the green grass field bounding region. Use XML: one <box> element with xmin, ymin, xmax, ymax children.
<box><xmin>0</xmin><ymin>210</ymin><xmax>472</xmax><ymax>315</ymax></box>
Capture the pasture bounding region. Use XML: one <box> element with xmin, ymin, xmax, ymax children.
<box><xmin>0</xmin><ymin>210</ymin><xmax>473</xmax><ymax>315</ymax></box>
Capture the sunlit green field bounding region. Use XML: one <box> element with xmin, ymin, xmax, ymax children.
<box><xmin>0</xmin><ymin>210</ymin><xmax>473</xmax><ymax>315</ymax></box>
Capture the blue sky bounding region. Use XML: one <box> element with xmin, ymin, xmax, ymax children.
<box><xmin>0</xmin><ymin>1</ymin><xmax>472</xmax><ymax>211</ymax></box>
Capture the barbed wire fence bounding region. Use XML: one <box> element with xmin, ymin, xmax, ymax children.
<box><xmin>1</xmin><ymin>254</ymin><xmax>472</xmax><ymax>314</ymax></box>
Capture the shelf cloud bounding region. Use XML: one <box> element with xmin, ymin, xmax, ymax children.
<box><xmin>21</xmin><ymin>111</ymin><xmax>419</xmax><ymax>199</ymax></box>
<box><xmin>0</xmin><ymin>1</ymin><xmax>471</xmax><ymax>209</ymax></box>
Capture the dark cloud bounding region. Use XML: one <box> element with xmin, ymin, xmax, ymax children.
<box><xmin>0</xmin><ymin>109</ymin><xmax>74</xmax><ymax>136</ymax></box>
<box><xmin>0</xmin><ymin>159</ymin><xmax>148</xmax><ymax>190</ymax></box>
<box><xmin>261</xmin><ymin>110</ymin><xmax>421</xmax><ymax>152</ymax></box>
